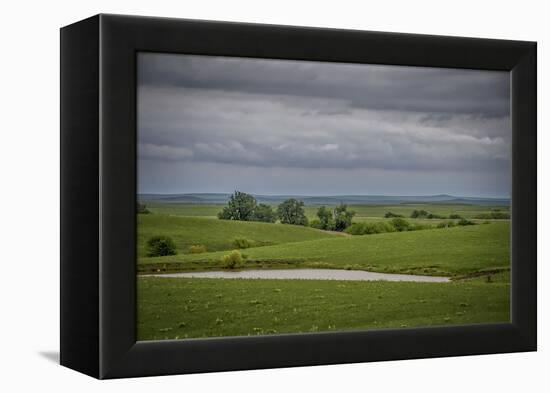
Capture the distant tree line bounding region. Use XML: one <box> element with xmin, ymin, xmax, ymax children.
<box><xmin>410</xmin><ymin>209</ymin><xmax>446</xmax><ymax>219</ymax></box>
<box><xmin>474</xmin><ymin>211</ymin><xmax>510</xmax><ymax>219</ymax></box>
<box><xmin>346</xmin><ymin>216</ymin><xmax>477</xmax><ymax>236</ymax></box>
<box><xmin>217</xmin><ymin>191</ymin><xmax>356</xmax><ymax>231</ymax></box>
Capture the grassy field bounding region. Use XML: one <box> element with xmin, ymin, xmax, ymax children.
<box><xmin>139</xmin><ymin>221</ymin><xmax>509</xmax><ymax>277</ymax></box>
<box><xmin>137</xmin><ymin>202</ymin><xmax>511</xmax><ymax>341</ymax></box>
<box><xmin>137</xmin><ymin>214</ymin><xmax>341</xmax><ymax>257</ymax></box>
<box><xmin>137</xmin><ymin>272</ymin><xmax>510</xmax><ymax>340</ymax></box>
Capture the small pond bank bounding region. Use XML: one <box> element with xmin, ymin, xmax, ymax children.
<box><xmin>142</xmin><ymin>268</ymin><xmax>450</xmax><ymax>282</ymax></box>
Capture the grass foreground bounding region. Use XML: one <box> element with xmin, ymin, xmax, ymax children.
<box><xmin>137</xmin><ymin>272</ymin><xmax>510</xmax><ymax>341</ymax></box>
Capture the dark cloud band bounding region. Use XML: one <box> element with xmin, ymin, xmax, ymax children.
<box><xmin>137</xmin><ymin>53</ymin><xmax>511</xmax><ymax>197</ymax></box>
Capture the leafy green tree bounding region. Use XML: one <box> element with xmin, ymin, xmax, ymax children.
<box><xmin>217</xmin><ymin>191</ymin><xmax>257</xmax><ymax>221</ymax></box>
<box><xmin>316</xmin><ymin>206</ymin><xmax>334</xmax><ymax>230</ymax></box>
<box><xmin>252</xmin><ymin>203</ymin><xmax>277</xmax><ymax>223</ymax></box>
<box><xmin>332</xmin><ymin>203</ymin><xmax>356</xmax><ymax>232</ymax></box>
<box><xmin>277</xmin><ymin>199</ymin><xmax>308</xmax><ymax>226</ymax></box>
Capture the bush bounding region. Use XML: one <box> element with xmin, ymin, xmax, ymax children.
<box><xmin>189</xmin><ymin>244</ymin><xmax>207</xmax><ymax>254</ymax></box>
<box><xmin>146</xmin><ymin>235</ymin><xmax>177</xmax><ymax>257</ymax></box>
<box><xmin>426</xmin><ymin>213</ymin><xmax>445</xmax><ymax>219</ymax></box>
<box><xmin>410</xmin><ymin>209</ymin><xmax>429</xmax><ymax>218</ymax></box>
<box><xmin>233</xmin><ymin>238</ymin><xmax>252</xmax><ymax>249</ymax></box>
<box><xmin>437</xmin><ymin>221</ymin><xmax>456</xmax><ymax>229</ymax></box>
<box><xmin>221</xmin><ymin>250</ymin><xmax>244</xmax><ymax>269</ymax></box>
<box><xmin>474</xmin><ymin>212</ymin><xmax>510</xmax><ymax>219</ymax></box>
<box><xmin>449</xmin><ymin>214</ymin><xmax>462</xmax><ymax>219</ymax></box>
<box><xmin>384</xmin><ymin>212</ymin><xmax>403</xmax><ymax>218</ymax></box>
<box><xmin>137</xmin><ymin>203</ymin><xmax>150</xmax><ymax>214</ymax></box>
<box><xmin>345</xmin><ymin>221</ymin><xmax>395</xmax><ymax>235</ymax></box>
<box><xmin>309</xmin><ymin>219</ymin><xmax>323</xmax><ymax>229</ymax></box>
<box><xmin>457</xmin><ymin>218</ymin><xmax>476</xmax><ymax>226</ymax></box>
<box><xmin>391</xmin><ymin>217</ymin><xmax>411</xmax><ymax>232</ymax></box>
<box><xmin>344</xmin><ymin>223</ymin><xmax>363</xmax><ymax>235</ymax></box>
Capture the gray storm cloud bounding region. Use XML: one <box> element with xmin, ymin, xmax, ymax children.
<box><xmin>137</xmin><ymin>53</ymin><xmax>511</xmax><ymax>197</ymax></box>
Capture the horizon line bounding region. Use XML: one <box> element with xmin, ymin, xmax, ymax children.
<box><xmin>137</xmin><ymin>192</ymin><xmax>511</xmax><ymax>200</ymax></box>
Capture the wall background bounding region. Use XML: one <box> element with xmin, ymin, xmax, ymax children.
<box><xmin>0</xmin><ymin>0</ymin><xmax>546</xmax><ymax>391</ymax></box>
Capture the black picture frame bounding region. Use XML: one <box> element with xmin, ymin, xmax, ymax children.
<box><xmin>60</xmin><ymin>14</ymin><xmax>537</xmax><ymax>379</ymax></box>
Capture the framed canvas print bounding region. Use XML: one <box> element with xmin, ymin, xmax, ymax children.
<box><xmin>60</xmin><ymin>14</ymin><xmax>536</xmax><ymax>379</ymax></box>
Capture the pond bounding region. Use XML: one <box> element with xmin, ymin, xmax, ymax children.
<box><xmin>143</xmin><ymin>268</ymin><xmax>450</xmax><ymax>282</ymax></box>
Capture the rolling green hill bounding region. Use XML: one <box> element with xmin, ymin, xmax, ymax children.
<box><xmin>139</xmin><ymin>221</ymin><xmax>510</xmax><ymax>277</ymax></box>
<box><xmin>138</xmin><ymin>214</ymin><xmax>343</xmax><ymax>257</ymax></box>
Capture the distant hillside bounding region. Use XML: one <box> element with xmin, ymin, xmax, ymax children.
<box><xmin>139</xmin><ymin>193</ymin><xmax>510</xmax><ymax>206</ymax></box>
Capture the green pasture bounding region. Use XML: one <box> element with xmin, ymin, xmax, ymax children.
<box><xmin>139</xmin><ymin>221</ymin><xmax>510</xmax><ymax>277</ymax></box>
<box><xmin>137</xmin><ymin>273</ymin><xmax>510</xmax><ymax>341</ymax></box>
<box><xmin>137</xmin><ymin>214</ymin><xmax>341</xmax><ymax>257</ymax></box>
<box><xmin>137</xmin><ymin>201</ymin><xmax>511</xmax><ymax>340</ymax></box>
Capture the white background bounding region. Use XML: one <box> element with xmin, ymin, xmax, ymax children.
<box><xmin>0</xmin><ymin>0</ymin><xmax>546</xmax><ymax>391</ymax></box>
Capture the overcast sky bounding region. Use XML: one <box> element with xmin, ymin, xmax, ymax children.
<box><xmin>137</xmin><ymin>53</ymin><xmax>511</xmax><ymax>197</ymax></box>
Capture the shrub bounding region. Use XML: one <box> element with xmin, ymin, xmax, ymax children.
<box><xmin>146</xmin><ymin>235</ymin><xmax>177</xmax><ymax>257</ymax></box>
<box><xmin>410</xmin><ymin>209</ymin><xmax>429</xmax><ymax>218</ymax></box>
<box><xmin>369</xmin><ymin>222</ymin><xmax>394</xmax><ymax>234</ymax></box>
<box><xmin>437</xmin><ymin>221</ymin><xmax>456</xmax><ymax>229</ymax></box>
<box><xmin>345</xmin><ymin>221</ymin><xmax>395</xmax><ymax>235</ymax></box>
<box><xmin>384</xmin><ymin>212</ymin><xmax>403</xmax><ymax>218</ymax></box>
<box><xmin>345</xmin><ymin>223</ymin><xmax>365</xmax><ymax>235</ymax></box>
<box><xmin>391</xmin><ymin>217</ymin><xmax>411</xmax><ymax>232</ymax></box>
<box><xmin>221</xmin><ymin>250</ymin><xmax>244</xmax><ymax>269</ymax></box>
<box><xmin>345</xmin><ymin>223</ymin><xmax>364</xmax><ymax>235</ymax></box>
<box><xmin>137</xmin><ymin>203</ymin><xmax>150</xmax><ymax>214</ymax></box>
<box><xmin>449</xmin><ymin>214</ymin><xmax>462</xmax><ymax>219</ymax></box>
<box><xmin>474</xmin><ymin>212</ymin><xmax>510</xmax><ymax>219</ymax></box>
<box><xmin>189</xmin><ymin>244</ymin><xmax>207</xmax><ymax>254</ymax></box>
<box><xmin>309</xmin><ymin>219</ymin><xmax>323</xmax><ymax>229</ymax></box>
<box><xmin>233</xmin><ymin>237</ymin><xmax>253</xmax><ymax>249</ymax></box>
<box><xmin>426</xmin><ymin>213</ymin><xmax>445</xmax><ymax>219</ymax></box>
<box><xmin>457</xmin><ymin>218</ymin><xmax>476</xmax><ymax>226</ymax></box>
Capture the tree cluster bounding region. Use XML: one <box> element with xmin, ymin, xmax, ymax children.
<box><xmin>217</xmin><ymin>191</ymin><xmax>277</xmax><ymax>223</ymax></box>
<box><xmin>311</xmin><ymin>203</ymin><xmax>355</xmax><ymax>232</ymax></box>
<box><xmin>217</xmin><ymin>191</ymin><xmax>308</xmax><ymax>226</ymax></box>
